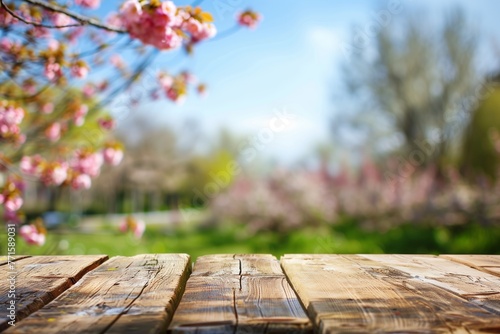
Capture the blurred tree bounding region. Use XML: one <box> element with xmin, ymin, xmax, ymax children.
<box><xmin>339</xmin><ymin>8</ymin><xmax>479</xmax><ymax>173</ymax></box>
<box><xmin>461</xmin><ymin>74</ymin><xmax>500</xmax><ymax>181</ymax></box>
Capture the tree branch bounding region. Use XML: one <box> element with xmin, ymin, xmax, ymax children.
<box><xmin>14</xmin><ymin>0</ymin><xmax>127</xmax><ymax>33</ymax></box>
<box><xmin>1</xmin><ymin>0</ymin><xmax>84</xmax><ymax>29</ymax></box>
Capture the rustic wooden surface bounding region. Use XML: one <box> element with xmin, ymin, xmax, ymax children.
<box><xmin>1</xmin><ymin>254</ymin><xmax>500</xmax><ymax>333</ymax></box>
<box><xmin>5</xmin><ymin>254</ymin><xmax>190</xmax><ymax>334</ymax></box>
<box><xmin>0</xmin><ymin>255</ymin><xmax>107</xmax><ymax>331</ymax></box>
<box><xmin>168</xmin><ymin>254</ymin><xmax>312</xmax><ymax>333</ymax></box>
<box><xmin>281</xmin><ymin>254</ymin><xmax>500</xmax><ymax>333</ymax></box>
<box><xmin>442</xmin><ymin>254</ymin><xmax>500</xmax><ymax>277</ymax></box>
<box><xmin>0</xmin><ymin>256</ymin><xmax>31</xmax><ymax>267</ymax></box>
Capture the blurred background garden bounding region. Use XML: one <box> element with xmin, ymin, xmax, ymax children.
<box><xmin>2</xmin><ymin>0</ymin><xmax>500</xmax><ymax>260</ymax></box>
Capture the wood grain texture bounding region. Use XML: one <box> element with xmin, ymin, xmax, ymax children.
<box><xmin>441</xmin><ymin>254</ymin><xmax>500</xmax><ymax>277</ymax></box>
<box><xmin>5</xmin><ymin>254</ymin><xmax>190</xmax><ymax>334</ymax></box>
<box><xmin>361</xmin><ymin>254</ymin><xmax>500</xmax><ymax>314</ymax></box>
<box><xmin>169</xmin><ymin>254</ymin><xmax>312</xmax><ymax>333</ymax></box>
<box><xmin>281</xmin><ymin>254</ymin><xmax>500</xmax><ymax>333</ymax></box>
<box><xmin>0</xmin><ymin>255</ymin><xmax>107</xmax><ymax>331</ymax></box>
<box><xmin>0</xmin><ymin>256</ymin><xmax>30</xmax><ymax>267</ymax></box>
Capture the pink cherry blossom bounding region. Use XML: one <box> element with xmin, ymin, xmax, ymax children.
<box><xmin>20</xmin><ymin>225</ymin><xmax>46</xmax><ymax>246</ymax></box>
<box><xmin>71</xmin><ymin>173</ymin><xmax>92</xmax><ymax>190</ymax></box>
<box><xmin>106</xmin><ymin>12</ymin><xmax>124</xmax><ymax>30</ymax></box>
<box><xmin>41</xmin><ymin>102</ymin><xmax>54</xmax><ymax>114</ymax></box>
<box><xmin>0</xmin><ymin>37</ymin><xmax>12</xmax><ymax>52</ymax></box>
<box><xmin>44</xmin><ymin>59</ymin><xmax>62</xmax><ymax>80</ymax></box>
<box><xmin>98</xmin><ymin>117</ymin><xmax>115</xmax><ymax>130</ymax></box>
<box><xmin>71</xmin><ymin>150</ymin><xmax>103</xmax><ymax>177</ymax></box>
<box><xmin>22</xmin><ymin>81</ymin><xmax>37</xmax><ymax>94</ymax></box>
<box><xmin>30</xmin><ymin>27</ymin><xmax>51</xmax><ymax>38</ymax></box>
<box><xmin>51</xmin><ymin>12</ymin><xmax>73</xmax><ymax>30</ymax></box>
<box><xmin>119</xmin><ymin>216</ymin><xmax>145</xmax><ymax>238</ymax></box>
<box><xmin>82</xmin><ymin>84</ymin><xmax>96</xmax><ymax>98</ymax></box>
<box><xmin>110</xmin><ymin>54</ymin><xmax>125</xmax><ymax>69</ymax></box>
<box><xmin>102</xmin><ymin>147</ymin><xmax>123</xmax><ymax>166</ymax></box>
<box><xmin>20</xmin><ymin>155</ymin><xmax>43</xmax><ymax>175</ymax></box>
<box><xmin>0</xmin><ymin>176</ymin><xmax>24</xmax><ymax>213</ymax></box>
<box><xmin>45</xmin><ymin>122</ymin><xmax>61</xmax><ymax>141</ymax></box>
<box><xmin>67</xmin><ymin>27</ymin><xmax>84</xmax><ymax>44</ymax></box>
<box><xmin>48</xmin><ymin>39</ymin><xmax>59</xmax><ymax>51</ymax></box>
<box><xmin>133</xmin><ymin>220</ymin><xmax>145</xmax><ymax>238</ymax></box>
<box><xmin>119</xmin><ymin>1</ymin><xmax>186</xmax><ymax>50</ymax></box>
<box><xmin>237</xmin><ymin>10</ymin><xmax>262</xmax><ymax>29</ymax></box>
<box><xmin>190</xmin><ymin>22</ymin><xmax>216</xmax><ymax>43</ymax></box>
<box><xmin>75</xmin><ymin>0</ymin><xmax>100</xmax><ymax>9</ymax></box>
<box><xmin>40</xmin><ymin>162</ymin><xmax>68</xmax><ymax>186</ymax></box>
<box><xmin>0</xmin><ymin>6</ymin><xmax>18</xmax><ymax>26</ymax></box>
<box><xmin>71</xmin><ymin>64</ymin><xmax>89</xmax><ymax>79</ymax></box>
<box><xmin>74</xmin><ymin>104</ymin><xmax>88</xmax><ymax>126</ymax></box>
<box><xmin>0</xmin><ymin>102</ymin><xmax>25</xmax><ymax>143</ymax></box>
<box><xmin>119</xmin><ymin>219</ymin><xmax>128</xmax><ymax>232</ymax></box>
<box><xmin>2</xmin><ymin>196</ymin><xmax>23</xmax><ymax>212</ymax></box>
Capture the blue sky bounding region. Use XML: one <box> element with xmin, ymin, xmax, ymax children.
<box><xmin>105</xmin><ymin>0</ymin><xmax>500</xmax><ymax>165</ymax></box>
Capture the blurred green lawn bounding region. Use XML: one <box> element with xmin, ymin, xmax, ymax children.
<box><xmin>7</xmin><ymin>218</ymin><xmax>500</xmax><ymax>261</ymax></box>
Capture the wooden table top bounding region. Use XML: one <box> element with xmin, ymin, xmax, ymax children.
<box><xmin>1</xmin><ymin>254</ymin><xmax>499</xmax><ymax>333</ymax></box>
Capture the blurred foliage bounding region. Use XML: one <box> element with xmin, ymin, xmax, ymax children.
<box><xmin>339</xmin><ymin>8</ymin><xmax>479</xmax><ymax>171</ymax></box>
<box><xmin>461</xmin><ymin>81</ymin><xmax>500</xmax><ymax>181</ymax></box>
<box><xmin>5</xmin><ymin>218</ymin><xmax>500</xmax><ymax>260</ymax></box>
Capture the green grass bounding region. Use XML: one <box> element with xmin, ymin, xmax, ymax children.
<box><xmin>4</xmin><ymin>219</ymin><xmax>500</xmax><ymax>261</ymax></box>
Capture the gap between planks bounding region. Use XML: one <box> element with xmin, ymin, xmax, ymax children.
<box><xmin>4</xmin><ymin>254</ymin><xmax>191</xmax><ymax>334</ymax></box>
<box><xmin>0</xmin><ymin>255</ymin><xmax>108</xmax><ymax>331</ymax></box>
<box><xmin>281</xmin><ymin>254</ymin><xmax>500</xmax><ymax>333</ymax></box>
<box><xmin>169</xmin><ymin>254</ymin><xmax>312</xmax><ymax>333</ymax></box>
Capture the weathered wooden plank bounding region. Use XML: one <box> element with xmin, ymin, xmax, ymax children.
<box><xmin>169</xmin><ymin>254</ymin><xmax>312</xmax><ymax>333</ymax></box>
<box><xmin>0</xmin><ymin>256</ymin><xmax>30</xmax><ymax>267</ymax></box>
<box><xmin>5</xmin><ymin>254</ymin><xmax>190</xmax><ymax>334</ymax></box>
<box><xmin>0</xmin><ymin>255</ymin><xmax>107</xmax><ymax>331</ymax></box>
<box><xmin>281</xmin><ymin>254</ymin><xmax>500</xmax><ymax>333</ymax></box>
<box><xmin>441</xmin><ymin>255</ymin><xmax>500</xmax><ymax>277</ymax></box>
<box><xmin>191</xmin><ymin>254</ymin><xmax>282</xmax><ymax>277</ymax></box>
<box><xmin>361</xmin><ymin>254</ymin><xmax>500</xmax><ymax>314</ymax></box>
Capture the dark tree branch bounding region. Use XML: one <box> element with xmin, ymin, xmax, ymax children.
<box><xmin>10</xmin><ymin>0</ymin><xmax>128</xmax><ymax>33</ymax></box>
<box><xmin>1</xmin><ymin>0</ymin><xmax>84</xmax><ymax>29</ymax></box>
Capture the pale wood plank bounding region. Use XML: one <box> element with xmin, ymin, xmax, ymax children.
<box><xmin>361</xmin><ymin>254</ymin><xmax>500</xmax><ymax>314</ymax></box>
<box><xmin>5</xmin><ymin>254</ymin><xmax>190</xmax><ymax>334</ymax></box>
<box><xmin>0</xmin><ymin>256</ymin><xmax>30</xmax><ymax>267</ymax></box>
<box><xmin>0</xmin><ymin>255</ymin><xmax>107</xmax><ymax>331</ymax></box>
<box><xmin>169</xmin><ymin>254</ymin><xmax>312</xmax><ymax>333</ymax></box>
<box><xmin>191</xmin><ymin>254</ymin><xmax>282</xmax><ymax>276</ymax></box>
<box><xmin>441</xmin><ymin>255</ymin><xmax>500</xmax><ymax>277</ymax></box>
<box><xmin>281</xmin><ymin>254</ymin><xmax>500</xmax><ymax>333</ymax></box>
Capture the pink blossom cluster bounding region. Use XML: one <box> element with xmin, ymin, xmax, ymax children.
<box><xmin>45</xmin><ymin>122</ymin><xmax>62</xmax><ymax>141</ymax></box>
<box><xmin>119</xmin><ymin>215</ymin><xmax>145</xmax><ymax>238</ymax></box>
<box><xmin>237</xmin><ymin>10</ymin><xmax>262</xmax><ymax>29</ymax></box>
<box><xmin>20</xmin><ymin>224</ymin><xmax>46</xmax><ymax>246</ymax></box>
<box><xmin>98</xmin><ymin>117</ymin><xmax>115</xmax><ymax>130</ymax></box>
<box><xmin>44</xmin><ymin>59</ymin><xmax>63</xmax><ymax>80</ymax></box>
<box><xmin>157</xmin><ymin>72</ymin><xmax>191</xmax><ymax>103</ymax></box>
<box><xmin>0</xmin><ymin>176</ymin><xmax>24</xmax><ymax>214</ymax></box>
<box><xmin>0</xmin><ymin>101</ymin><xmax>25</xmax><ymax>145</ymax></box>
<box><xmin>75</xmin><ymin>0</ymin><xmax>101</xmax><ymax>9</ymax></box>
<box><xmin>21</xmin><ymin>156</ymin><xmax>68</xmax><ymax>186</ymax></box>
<box><xmin>182</xmin><ymin>15</ymin><xmax>216</xmax><ymax>43</ymax></box>
<box><xmin>20</xmin><ymin>147</ymin><xmax>122</xmax><ymax>191</ymax></box>
<box><xmin>0</xmin><ymin>7</ymin><xmax>18</xmax><ymax>26</ymax></box>
<box><xmin>50</xmin><ymin>12</ymin><xmax>73</xmax><ymax>30</ymax></box>
<box><xmin>71</xmin><ymin>62</ymin><xmax>89</xmax><ymax>79</ymax></box>
<box><xmin>74</xmin><ymin>104</ymin><xmax>88</xmax><ymax>126</ymax></box>
<box><xmin>119</xmin><ymin>1</ymin><xmax>216</xmax><ymax>50</ymax></box>
<box><xmin>103</xmin><ymin>146</ymin><xmax>124</xmax><ymax>166</ymax></box>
